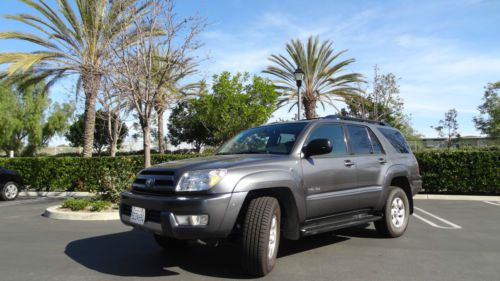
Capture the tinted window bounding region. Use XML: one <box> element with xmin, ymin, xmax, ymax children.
<box><xmin>307</xmin><ymin>124</ymin><xmax>348</xmax><ymax>156</ymax></box>
<box><xmin>347</xmin><ymin>125</ymin><xmax>372</xmax><ymax>154</ymax></box>
<box><xmin>217</xmin><ymin>122</ymin><xmax>308</xmax><ymax>155</ymax></box>
<box><xmin>368</xmin><ymin>129</ymin><xmax>384</xmax><ymax>154</ymax></box>
<box><xmin>378</xmin><ymin>128</ymin><xmax>411</xmax><ymax>153</ymax></box>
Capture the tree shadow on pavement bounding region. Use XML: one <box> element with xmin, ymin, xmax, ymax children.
<box><xmin>65</xmin><ymin>225</ymin><xmax>376</xmax><ymax>279</ymax></box>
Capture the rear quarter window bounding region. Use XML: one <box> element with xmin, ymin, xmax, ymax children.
<box><xmin>378</xmin><ymin>128</ymin><xmax>411</xmax><ymax>153</ymax></box>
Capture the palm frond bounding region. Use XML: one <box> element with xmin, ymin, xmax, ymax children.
<box><xmin>265</xmin><ymin>35</ymin><xmax>365</xmax><ymax>118</ymax></box>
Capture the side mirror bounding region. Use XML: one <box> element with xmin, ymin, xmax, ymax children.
<box><xmin>303</xmin><ymin>138</ymin><xmax>332</xmax><ymax>157</ymax></box>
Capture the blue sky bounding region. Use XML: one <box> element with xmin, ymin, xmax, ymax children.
<box><xmin>1</xmin><ymin>0</ymin><xmax>500</xmax><ymax>146</ymax></box>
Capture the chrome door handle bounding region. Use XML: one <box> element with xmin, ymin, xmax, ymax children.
<box><xmin>344</xmin><ymin>160</ymin><xmax>355</xmax><ymax>167</ymax></box>
<box><xmin>378</xmin><ymin>158</ymin><xmax>386</xmax><ymax>164</ymax></box>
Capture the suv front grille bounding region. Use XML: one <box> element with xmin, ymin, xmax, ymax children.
<box><xmin>131</xmin><ymin>169</ymin><xmax>177</xmax><ymax>195</ymax></box>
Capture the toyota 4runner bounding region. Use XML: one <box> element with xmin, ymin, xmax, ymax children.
<box><xmin>120</xmin><ymin>115</ymin><xmax>422</xmax><ymax>276</ymax></box>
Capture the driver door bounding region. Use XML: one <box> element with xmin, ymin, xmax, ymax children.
<box><xmin>301</xmin><ymin>123</ymin><xmax>358</xmax><ymax>219</ymax></box>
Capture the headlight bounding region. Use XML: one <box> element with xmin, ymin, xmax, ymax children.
<box><xmin>176</xmin><ymin>169</ymin><xmax>228</xmax><ymax>192</ymax></box>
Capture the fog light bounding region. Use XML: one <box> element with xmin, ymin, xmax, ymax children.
<box><xmin>175</xmin><ymin>215</ymin><xmax>209</xmax><ymax>226</ymax></box>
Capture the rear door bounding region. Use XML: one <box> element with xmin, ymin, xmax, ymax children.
<box><xmin>301</xmin><ymin>123</ymin><xmax>358</xmax><ymax>218</ymax></box>
<box><xmin>345</xmin><ymin>125</ymin><xmax>386</xmax><ymax>209</ymax></box>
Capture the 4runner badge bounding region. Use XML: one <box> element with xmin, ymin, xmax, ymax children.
<box><xmin>145</xmin><ymin>178</ymin><xmax>155</xmax><ymax>188</ymax></box>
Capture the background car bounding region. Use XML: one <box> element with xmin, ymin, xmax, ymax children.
<box><xmin>0</xmin><ymin>167</ymin><xmax>24</xmax><ymax>201</ymax></box>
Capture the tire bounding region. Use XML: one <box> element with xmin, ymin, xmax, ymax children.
<box><xmin>241</xmin><ymin>197</ymin><xmax>281</xmax><ymax>277</ymax></box>
<box><xmin>375</xmin><ymin>186</ymin><xmax>410</xmax><ymax>238</ymax></box>
<box><xmin>0</xmin><ymin>181</ymin><xmax>19</xmax><ymax>201</ymax></box>
<box><xmin>153</xmin><ymin>234</ymin><xmax>187</xmax><ymax>250</ymax></box>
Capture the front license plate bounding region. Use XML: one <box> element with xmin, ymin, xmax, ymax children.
<box><xmin>130</xmin><ymin>206</ymin><xmax>146</xmax><ymax>225</ymax></box>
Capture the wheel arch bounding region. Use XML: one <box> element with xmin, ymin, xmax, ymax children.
<box><xmin>380</xmin><ymin>165</ymin><xmax>414</xmax><ymax>214</ymax></box>
<box><xmin>236</xmin><ymin>187</ymin><xmax>301</xmax><ymax>240</ymax></box>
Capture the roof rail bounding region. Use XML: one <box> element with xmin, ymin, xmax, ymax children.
<box><xmin>322</xmin><ymin>115</ymin><xmax>389</xmax><ymax>126</ymax></box>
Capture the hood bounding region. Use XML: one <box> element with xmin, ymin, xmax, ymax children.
<box><xmin>144</xmin><ymin>154</ymin><xmax>285</xmax><ymax>173</ymax></box>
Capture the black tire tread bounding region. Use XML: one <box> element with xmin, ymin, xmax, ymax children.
<box><xmin>241</xmin><ymin>196</ymin><xmax>280</xmax><ymax>276</ymax></box>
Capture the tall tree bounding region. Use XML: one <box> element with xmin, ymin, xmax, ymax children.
<box><xmin>0</xmin><ymin>81</ymin><xmax>73</xmax><ymax>156</ymax></box>
<box><xmin>265</xmin><ymin>35</ymin><xmax>363</xmax><ymax>119</ymax></box>
<box><xmin>433</xmin><ymin>109</ymin><xmax>459</xmax><ymax>148</ymax></box>
<box><xmin>112</xmin><ymin>0</ymin><xmax>204</xmax><ymax>167</ymax></box>
<box><xmin>0</xmin><ymin>0</ymin><xmax>144</xmax><ymax>157</ymax></box>
<box><xmin>65</xmin><ymin>110</ymin><xmax>128</xmax><ymax>156</ymax></box>
<box><xmin>168</xmin><ymin>100</ymin><xmax>210</xmax><ymax>152</ymax></box>
<box><xmin>473</xmin><ymin>82</ymin><xmax>499</xmax><ymax>138</ymax></box>
<box><xmin>168</xmin><ymin>72</ymin><xmax>278</xmax><ymax>149</ymax></box>
<box><xmin>99</xmin><ymin>77</ymin><xmax>131</xmax><ymax>156</ymax></box>
<box><xmin>342</xmin><ymin>66</ymin><xmax>422</xmax><ymax>140</ymax></box>
<box><xmin>153</xmin><ymin>55</ymin><xmax>198</xmax><ymax>154</ymax></box>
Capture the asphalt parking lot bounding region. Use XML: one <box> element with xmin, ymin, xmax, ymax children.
<box><xmin>1</xmin><ymin>198</ymin><xmax>499</xmax><ymax>281</ymax></box>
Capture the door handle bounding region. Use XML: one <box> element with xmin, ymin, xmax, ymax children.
<box><xmin>344</xmin><ymin>160</ymin><xmax>355</xmax><ymax>167</ymax></box>
<box><xmin>378</xmin><ymin>158</ymin><xmax>387</xmax><ymax>164</ymax></box>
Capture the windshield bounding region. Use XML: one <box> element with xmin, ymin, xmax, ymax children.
<box><xmin>217</xmin><ymin>122</ymin><xmax>308</xmax><ymax>155</ymax></box>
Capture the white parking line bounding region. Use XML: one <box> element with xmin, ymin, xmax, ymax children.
<box><xmin>484</xmin><ymin>201</ymin><xmax>500</xmax><ymax>207</ymax></box>
<box><xmin>413</xmin><ymin>207</ymin><xmax>462</xmax><ymax>229</ymax></box>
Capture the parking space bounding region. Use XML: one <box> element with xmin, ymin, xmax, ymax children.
<box><xmin>0</xmin><ymin>199</ymin><xmax>499</xmax><ymax>281</ymax></box>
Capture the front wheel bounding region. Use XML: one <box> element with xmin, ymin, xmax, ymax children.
<box><xmin>0</xmin><ymin>181</ymin><xmax>19</xmax><ymax>201</ymax></box>
<box><xmin>241</xmin><ymin>197</ymin><xmax>281</xmax><ymax>277</ymax></box>
<box><xmin>375</xmin><ymin>186</ymin><xmax>410</xmax><ymax>238</ymax></box>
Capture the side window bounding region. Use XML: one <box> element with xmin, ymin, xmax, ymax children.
<box><xmin>277</xmin><ymin>133</ymin><xmax>295</xmax><ymax>144</ymax></box>
<box><xmin>378</xmin><ymin>128</ymin><xmax>411</xmax><ymax>153</ymax></box>
<box><xmin>346</xmin><ymin>125</ymin><xmax>372</xmax><ymax>154</ymax></box>
<box><xmin>307</xmin><ymin>124</ymin><xmax>348</xmax><ymax>156</ymax></box>
<box><xmin>368</xmin><ymin>129</ymin><xmax>384</xmax><ymax>154</ymax></box>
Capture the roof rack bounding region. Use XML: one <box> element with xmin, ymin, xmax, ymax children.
<box><xmin>322</xmin><ymin>115</ymin><xmax>389</xmax><ymax>126</ymax></box>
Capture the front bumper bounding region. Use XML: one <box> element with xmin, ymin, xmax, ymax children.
<box><xmin>119</xmin><ymin>191</ymin><xmax>247</xmax><ymax>239</ymax></box>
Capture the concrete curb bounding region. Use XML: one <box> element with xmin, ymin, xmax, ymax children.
<box><xmin>44</xmin><ymin>205</ymin><xmax>119</xmax><ymax>221</ymax></box>
<box><xmin>415</xmin><ymin>194</ymin><xmax>500</xmax><ymax>201</ymax></box>
<box><xmin>19</xmin><ymin>191</ymin><xmax>94</xmax><ymax>198</ymax></box>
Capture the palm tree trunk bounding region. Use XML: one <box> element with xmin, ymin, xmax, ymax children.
<box><xmin>303</xmin><ymin>97</ymin><xmax>317</xmax><ymax>119</ymax></box>
<box><xmin>143</xmin><ymin>125</ymin><xmax>151</xmax><ymax>168</ymax></box>
<box><xmin>157</xmin><ymin>110</ymin><xmax>165</xmax><ymax>154</ymax></box>
<box><xmin>82</xmin><ymin>74</ymin><xmax>101</xmax><ymax>158</ymax></box>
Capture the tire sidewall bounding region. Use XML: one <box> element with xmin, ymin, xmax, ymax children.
<box><xmin>384</xmin><ymin>187</ymin><xmax>410</xmax><ymax>237</ymax></box>
<box><xmin>1</xmin><ymin>181</ymin><xmax>19</xmax><ymax>201</ymax></box>
<box><xmin>265</xmin><ymin>203</ymin><xmax>281</xmax><ymax>271</ymax></box>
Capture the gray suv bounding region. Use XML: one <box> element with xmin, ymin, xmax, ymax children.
<box><xmin>120</xmin><ymin>115</ymin><xmax>422</xmax><ymax>276</ymax></box>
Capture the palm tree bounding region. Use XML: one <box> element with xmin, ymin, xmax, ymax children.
<box><xmin>0</xmin><ymin>0</ymin><xmax>144</xmax><ymax>157</ymax></box>
<box><xmin>153</xmin><ymin>54</ymin><xmax>198</xmax><ymax>153</ymax></box>
<box><xmin>264</xmin><ymin>35</ymin><xmax>364</xmax><ymax>119</ymax></box>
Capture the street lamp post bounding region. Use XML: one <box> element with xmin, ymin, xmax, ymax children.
<box><xmin>294</xmin><ymin>68</ymin><xmax>304</xmax><ymax>120</ymax></box>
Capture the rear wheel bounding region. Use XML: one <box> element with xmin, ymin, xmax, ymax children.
<box><xmin>0</xmin><ymin>182</ymin><xmax>19</xmax><ymax>201</ymax></box>
<box><xmin>153</xmin><ymin>234</ymin><xmax>186</xmax><ymax>250</ymax></box>
<box><xmin>375</xmin><ymin>186</ymin><xmax>410</xmax><ymax>238</ymax></box>
<box><xmin>241</xmin><ymin>196</ymin><xmax>281</xmax><ymax>277</ymax></box>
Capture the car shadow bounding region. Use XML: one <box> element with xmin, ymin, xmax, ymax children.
<box><xmin>65</xmin><ymin>225</ymin><xmax>378</xmax><ymax>279</ymax></box>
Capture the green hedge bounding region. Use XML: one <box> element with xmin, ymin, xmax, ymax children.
<box><xmin>0</xmin><ymin>154</ymin><xmax>207</xmax><ymax>192</ymax></box>
<box><xmin>415</xmin><ymin>150</ymin><xmax>499</xmax><ymax>194</ymax></box>
<box><xmin>0</xmin><ymin>151</ymin><xmax>498</xmax><ymax>195</ymax></box>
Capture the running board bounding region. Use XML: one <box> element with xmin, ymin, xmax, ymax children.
<box><xmin>300</xmin><ymin>213</ymin><xmax>382</xmax><ymax>236</ymax></box>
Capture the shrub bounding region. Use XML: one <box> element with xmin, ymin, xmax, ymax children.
<box><xmin>61</xmin><ymin>198</ymin><xmax>90</xmax><ymax>211</ymax></box>
<box><xmin>415</xmin><ymin>150</ymin><xmax>500</xmax><ymax>194</ymax></box>
<box><xmin>90</xmin><ymin>200</ymin><xmax>112</xmax><ymax>212</ymax></box>
<box><xmin>0</xmin><ymin>154</ymin><xmax>210</xmax><ymax>195</ymax></box>
<box><xmin>0</xmin><ymin>151</ymin><xmax>498</xmax><ymax>195</ymax></box>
